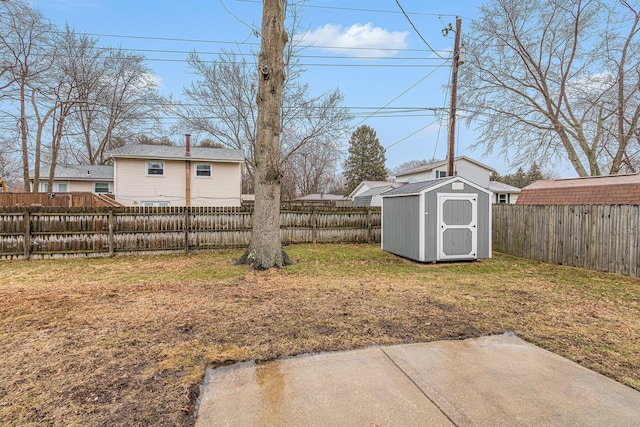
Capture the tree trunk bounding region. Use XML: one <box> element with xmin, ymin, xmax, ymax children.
<box><xmin>237</xmin><ymin>0</ymin><xmax>292</xmax><ymax>269</ymax></box>
<box><xmin>20</xmin><ymin>80</ymin><xmax>31</xmax><ymax>192</ymax></box>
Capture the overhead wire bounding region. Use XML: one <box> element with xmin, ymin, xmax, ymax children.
<box><xmin>395</xmin><ymin>0</ymin><xmax>446</xmax><ymax>59</ymax></box>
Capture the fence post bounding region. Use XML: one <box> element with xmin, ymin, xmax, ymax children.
<box><xmin>312</xmin><ymin>207</ymin><xmax>317</xmax><ymax>244</ymax></box>
<box><xmin>108</xmin><ymin>210</ymin><xmax>115</xmax><ymax>257</ymax></box>
<box><xmin>23</xmin><ymin>208</ymin><xmax>31</xmax><ymax>260</ymax></box>
<box><xmin>184</xmin><ymin>207</ymin><xmax>190</xmax><ymax>252</ymax></box>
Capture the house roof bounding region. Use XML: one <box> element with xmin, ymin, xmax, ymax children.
<box><xmin>348</xmin><ymin>180</ymin><xmax>401</xmax><ymax>198</ymax></box>
<box><xmin>30</xmin><ymin>165</ymin><xmax>114</xmax><ymax>181</ymax></box>
<box><xmin>295</xmin><ymin>193</ymin><xmax>349</xmax><ymax>201</ymax></box>
<box><xmin>356</xmin><ymin>186</ymin><xmax>395</xmax><ymax>198</ymax></box>
<box><xmin>488</xmin><ymin>181</ymin><xmax>521</xmax><ymax>193</ymax></box>
<box><xmin>395</xmin><ymin>156</ymin><xmax>496</xmax><ymax>178</ymax></box>
<box><xmin>107</xmin><ymin>144</ymin><xmax>244</xmax><ymax>163</ymax></box>
<box><xmin>517</xmin><ymin>173</ymin><xmax>640</xmax><ymax>205</ymax></box>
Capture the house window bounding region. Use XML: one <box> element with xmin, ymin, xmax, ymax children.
<box><xmin>196</xmin><ymin>163</ymin><xmax>211</xmax><ymax>177</ymax></box>
<box><xmin>40</xmin><ymin>182</ymin><xmax>68</xmax><ymax>192</ymax></box>
<box><xmin>436</xmin><ymin>170</ymin><xmax>457</xmax><ymax>178</ymax></box>
<box><xmin>497</xmin><ymin>194</ymin><xmax>509</xmax><ymax>204</ymax></box>
<box><xmin>142</xmin><ymin>201</ymin><xmax>170</xmax><ymax>207</ymax></box>
<box><xmin>94</xmin><ymin>182</ymin><xmax>110</xmax><ymax>193</ymax></box>
<box><xmin>147</xmin><ymin>161</ymin><xmax>164</xmax><ymax>176</ymax></box>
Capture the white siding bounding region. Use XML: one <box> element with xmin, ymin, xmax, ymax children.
<box><xmin>114</xmin><ymin>158</ymin><xmax>241</xmax><ymax>207</ymax></box>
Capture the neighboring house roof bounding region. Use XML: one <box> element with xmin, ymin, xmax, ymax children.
<box><xmin>395</xmin><ymin>156</ymin><xmax>496</xmax><ymax>178</ymax></box>
<box><xmin>488</xmin><ymin>181</ymin><xmax>521</xmax><ymax>193</ymax></box>
<box><xmin>107</xmin><ymin>144</ymin><xmax>244</xmax><ymax>163</ymax></box>
<box><xmin>517</xmin><ymin>174</ymin><xmax>640</xmax><ymax>205</ymax></box>
<box><xmin>353</xmin><ymin>185</ymin><xmax>396</xmax><ymax>207</ymax></box>
<box><xmin>348</xmin><ymin>180</ymin><xmax>401</xmax><ymax>199</ymax></box>
<box><xmin>295</xmin><ymin>193</ymin><xmax>349</xmax><ymax>201</ymax></box>
<box><xmin>30</xmin><ymin>165</ymin><xmax>114</xmax><ymax>181</ymax></box>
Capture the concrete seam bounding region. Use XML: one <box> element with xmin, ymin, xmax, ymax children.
<box><xmin>380</xmin><ymin>347</ymin><xmax>459</xmax><ymax>427</ymax></box>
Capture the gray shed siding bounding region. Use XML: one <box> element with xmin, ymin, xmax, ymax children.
<box><xmin>382</xmin><ymin>178</ymin><xmax>492</xmax><ymax>262</ymax></box>
<box><xmin>382</xmin><ymin>195</ymin><xmax>420</xmax><ymax>261</ymax></box>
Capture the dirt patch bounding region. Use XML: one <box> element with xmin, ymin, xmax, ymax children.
<box><xmin>0</xmin><ymin>244</ymin><xmax>638</xmax><ymax>426</ymax></box>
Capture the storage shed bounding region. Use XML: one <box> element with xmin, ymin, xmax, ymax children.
<box><xmin>381</xmin><ymin>176</ymin><xmax>492</xmax><ymax>262</ymax></box>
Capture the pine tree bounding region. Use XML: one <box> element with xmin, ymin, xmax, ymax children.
<box><xmin>344</xmin><ymin>125</ymin><xmax>387</xmax><ymax>195</ymax></box>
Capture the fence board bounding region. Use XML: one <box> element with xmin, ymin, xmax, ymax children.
<box><xmin>493</xmin><ymin>204</ymin><xmax>640</xmax><ymax>277</ymax></box>
<box><xmin>0</xmin><ymin>206</ymin><xmax>380</xmax><ymax>260</ymax></box>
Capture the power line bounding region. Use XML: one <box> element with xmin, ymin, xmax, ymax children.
<box><xmin>395</xmin><ymin>0</ymin><xmax>446</xmax><ymax>59</ymax></box>
<box><xmin>352</xmin><ymin>60</ymin><xmax>449</xmax><ymax>128</ymax></box>
<box><xmin>385</xmin><ymin>119</ymin><xmax>441</xmax><ymax>150</ymax></box>
<box><xmin>52</xmin><ymin>30</ymin><xmax>442</xmax><ymax>54</ymax></box>
<box><xmin>233</xmin><ymin>0</ymin><xmax>464</xmax><ymax>18</ymax></box>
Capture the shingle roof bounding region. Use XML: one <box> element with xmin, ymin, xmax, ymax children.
<box><xmin>30</xmin><ymin>165</ymin><xmax>114</xmax><ymax>181</ymax></box>
<box><xmin>295</xmin><ymin>193</ymin><xmax>349</xmax><ymax>201</ymax></box>
<box><xmin>488</xmin><ymin>181</ymin><xmax>521</xmax><ymax>193</ymax></box>
<box><xmin>517</xmin><ymin>174</ymin><xmax>640</xmax><ymax>205</ymax></box>
<box><xmin>357</xmin><ymin>186</ymin><xmax>394</xmax><ymax>197</ymax></box>
<box><xmin>382</xmin><ymin>178</ymin><xmax>450</xmax><ymax>196</ymax></box>
<box><xmin>107</xmin><ymin>144</ymin><xmax>244</xmax><ymax>162</ymax></box>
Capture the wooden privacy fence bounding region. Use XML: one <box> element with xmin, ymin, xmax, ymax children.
<box><xmin>0</xmin><ymin>192</ymin><xmax>121</xmax><ymax>208</ymax></box>
<box><xmin>493</xmin><ymin>204</ymin><xmax>640</xmax><ymax>277</ymax></box>
<box><xmin>0</xmin><ymin>206</ymin><xmax>381</xmax><ymax>260</ymax></box>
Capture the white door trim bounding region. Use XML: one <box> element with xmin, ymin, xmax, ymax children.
<box><xmin>437</xmin><ymin>193</ymin><xmax>478</xmax><ymax>260</ymax></box>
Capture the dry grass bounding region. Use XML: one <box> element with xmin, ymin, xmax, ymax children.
<box><xmin>0</xmin><ymin>244</ymin><xmax>638</xmax><ymax>426</ymax></box>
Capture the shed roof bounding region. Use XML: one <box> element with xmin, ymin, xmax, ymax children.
<box><xmin>517</xmin><ymin>173</ymin><xmax>640</xmax><ymax>205</ymax></box>
<box><xmin>382</xmin><ymin>179</ymin><xmax>446</xmax><ymax>196</ymax></box>
<box><xmin>382</xmin><ymin>176</ymin><xmax>494</xmax><ymax>198</ymax></box>
<box><xmin>107</xmin><ymin>144</ymin><xmax>244</xmax><ymax>162</ymax></box>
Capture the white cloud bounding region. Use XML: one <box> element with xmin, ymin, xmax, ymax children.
<box><xmin>298</xmin><ymin>23</ymin><xmax>409</xmax><ymax>58</ymax></box>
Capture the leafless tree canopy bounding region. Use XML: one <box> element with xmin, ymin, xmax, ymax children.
<box><xmin>177</xmin><ymin>2</ymin><xmax>351</xmax><ymax>196</ymax></box>
<box><xmin>0</xmin><ymin>1</ymin><xmax>163</xmax><ymax>190</ymax></box>
<box><xmin>460</xmin><ymin>0</ymin><xmax>640</xmax><ymax>176</ymax></box>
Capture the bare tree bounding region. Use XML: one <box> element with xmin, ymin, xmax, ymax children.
<box><xmin>0</xmin><ymin>0</ymin><xmax>54</xmax><ymax>190</ymax></box>
<box><xmin>66</xmin><ymin>46</ymin><xmax>163</xmax><ymax>165</ymax></box>
<box><xmin>177</xmin><ymin>3</ymin><xmax>351</xmax><ymax>192</ymax></box>
<box><xmin>237</xmin><ymin>0</ymin><xmax>291</xmax><ymax>269</ymax></box>
<box><xmin>460</xmin><ymin>0</ymin><xmax>640</xmax><ymax>177</ymax></box>
<box><xmin>282</xmin><ymin>140</ymin><xmax>341</xmax><ymax>197</ymax></box>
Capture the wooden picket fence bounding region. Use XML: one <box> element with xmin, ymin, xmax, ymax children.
<box><xmin>493</xmin><ymin>204</ymin><xmax>640</xmax><ymax>277</ymax></box>
<box><xmin>0</xmin><ymin>206</ymin><xmax>381</xmax><ymax>260</ymax></box>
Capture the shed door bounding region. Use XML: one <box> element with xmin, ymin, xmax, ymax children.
<box><xmin>437</xmin><ymin>194</ymin><xmax>477</xmax><ymax>260</ymax></box>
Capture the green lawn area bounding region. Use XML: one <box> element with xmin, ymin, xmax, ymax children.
<box><xmin>1</xmin><ymin>244</ymin><xmax>638</xmax><ymax>426</ymax></box>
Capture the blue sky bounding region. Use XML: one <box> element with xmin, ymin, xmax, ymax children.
<box><xmin>29</xmin><ymin>0</ymin><xmax>532</xmax><ymax>176</ymax></box>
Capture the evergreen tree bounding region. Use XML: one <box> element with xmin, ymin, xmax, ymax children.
<box><xmin>343</xmin><ymin>125</ymin><xmax>387</xmax><ymax>194</ymax></box>
<box><xmin>492</xmin><ymin>163</ymin><xmax>546</xmax><ymax>188</ymax></box>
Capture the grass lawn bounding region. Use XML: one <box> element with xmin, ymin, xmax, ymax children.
<box><xmin>1</xmin><ymin>244</ymin><xmax>639</xmax><ymax>426</ymax></box>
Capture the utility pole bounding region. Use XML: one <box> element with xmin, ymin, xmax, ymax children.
<box><xmin>447</xmin><ymin>17</ymin><xmax>462</xmax><ymax>177</ymax></box>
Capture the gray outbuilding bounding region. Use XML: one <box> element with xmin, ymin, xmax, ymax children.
<box><xmin>381</xmin><ymin>176</ymin><xmax>492</xmax><ymax>262</ymax></box>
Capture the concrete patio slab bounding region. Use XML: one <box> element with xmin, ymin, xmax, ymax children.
<box><xmin>195</xmin><ymin>347</ymin><xmax>453</xmax><ymax>426</ymax></box>
<box><xmin>195</xmin><ymin>333</ymin><xmax>640</xmax><ymax>426</ymax></box>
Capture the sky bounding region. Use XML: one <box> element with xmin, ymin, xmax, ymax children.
<box><xmin>28</xmin><ymin>0</ymin><xmax>541</xmax><ymax>177</ymax></box>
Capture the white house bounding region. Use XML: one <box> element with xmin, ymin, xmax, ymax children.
<box><xmin>107</xmin><ymin>144</ymin><xmax>244</xmax><ymax>207</ymax></box>
<box><xmin>394</xmin><ymin>156</ymin><xmax>495</xmax><ymax>188</ymax></box>
<box><xmin>30</xmin><ymin>164</ymin><xmax>114</xmax><ymax>194</ymax></box>
<box><xmin>488</xmin><ymin>181</ymin><xmax>521</xmax><ymax>204</ymax></box>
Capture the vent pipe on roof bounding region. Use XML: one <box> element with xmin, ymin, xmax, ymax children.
<box><xmin>185</xmin><ymin>134</ymin><xmax>191</xmax><ymax>157</ymax></box>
